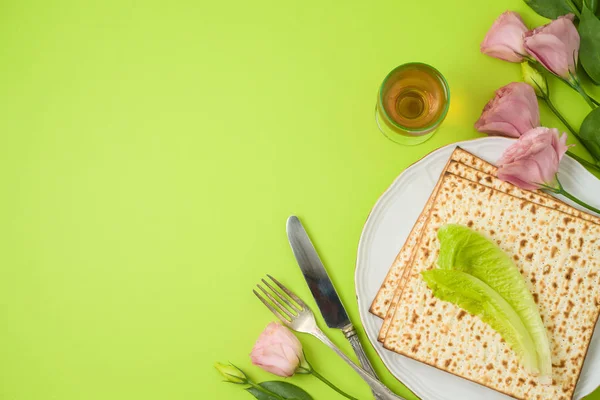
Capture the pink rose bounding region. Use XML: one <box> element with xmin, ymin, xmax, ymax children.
<box><xmin>250</xmin><ymin>322</ymin><xmax>304</xmax><ymax>377</ymax></box>
<box><xmin>475</xmin><ymin>82</ymin><xmax>540</xmax><ymax>138</ymax></box>
<box><xmin>524</xmin><ymin>14</ymin><xmax>580</xmax><ymax>79</ymax></box>
<box><xmin>481</xmin><ymin>11</ymin><xmax>529</xmax><ymax>63</ymax></box>
<box><xmin>497</xmin><ymin>127</ymin><xmax>570</xmax><ymax>190</ymax></box>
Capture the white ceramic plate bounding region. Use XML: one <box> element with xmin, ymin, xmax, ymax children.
<box><xmin>355</xmin><ymin>137</ymin><xmax>600</xmax><ymax>400</ymax></box>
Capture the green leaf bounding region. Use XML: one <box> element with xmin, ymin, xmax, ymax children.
<box><xmin>524</xmin><ymin>0</ymin><xmax>574</xmax><ymax>19</ymax></box>
<box><xmin>422</xmin><ymin>269</ymin><xmax>539</xmax><ymax>373</ymax></box>
<box><xmin>247</xmin><ymin>381</ymin><xmax>313</xmax><ymax>400</ymax></box>
<box><xmin>579</xmin><ymin>5</ymin><xmax>600</xmax><ymax>84</ymax></box>
<box><xmin>435</xmin><ymin>224</ymin><xmax>552</xmax><ymax>382</ymax></box>
<box><xmin>580</xmin><ymin>107</ymin><xmax>600</xmax><ymax>161</ymax></box>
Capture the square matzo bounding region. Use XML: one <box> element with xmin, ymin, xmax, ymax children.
<box><xmin>384</xmin><ymin>172</ymin><xmax>600</xmax><ymax>400</ymax></box>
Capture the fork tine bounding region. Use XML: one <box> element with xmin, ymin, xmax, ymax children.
<box><xmin>267</xmin><ymin>274</ymin><xmax>307</xmax><ymax>309</ymax></box>
<box><xmin>253</xmin><ymin>289</ymin><xmax>290</xmax><ymax>325</ymax></box>
<box><xmin>256</xmin><ymin>284</ymin><xmax>294</xmax><ymax>320</ymax></box>
<box><xmin>261</xmin><ymin>278</ymin><xmax>301</xmax><ymax>313</ymax></box>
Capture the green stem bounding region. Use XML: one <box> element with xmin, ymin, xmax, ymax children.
<box><xmin>247</xmin><ymin>380</ymin><xmax>287</xmax><ymax>400</ymax></box>
<box><xmin>543</xmin><ymin>96</ymin><xmax>578</xmax><ymax>138</ymax></box>
<box><xmin>545</xmin><ymin>178</ymin><xmax>600</xmax><ymax>214</ymax></box>
<box><xmin>566</xmin><ymin>0</ymin><xmax>582</xmax><ymax>17</ymax></box>
<box><xmin>309</xmin><ymin>368</ymin><xmax>358</xmax><ymax>400</ymax></box>
<box><xmin>566</xmin><ymin>151</ymin><xmax>600</xmax><ymax>172</ymax></box>
<box><xmin>572</xmin><ymin>80</ymin><xmax>597</xmax><ymax>109</ymax></box>
<box><xmin>547</xmin><ymin>68</ymin><xmax>600</xmax><ymax>107</ymax></box>
<box><xmin>558</xmin><ymin>189</ymin><xmax>600</xmax><ymax>214</ymax></box>
<box><xmin>542</xmin><ymin>95</ymin><xmax>600</xmax><ymax>165</ymax></box>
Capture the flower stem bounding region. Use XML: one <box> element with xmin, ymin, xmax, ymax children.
<box><xmin>543</xmin><ymin>96</ymin><xmax>579</xmax><ymax>138</ymax></box>
<box><xmin>566</xmin><ymin>151</ymin><xmax>600</xmax><ymax>173</ymax></box>
<box><xmin>566</xmin><ymin>0</ymin><xmax>582</xmax><ymax>18</ymax></box>
<box><xmin>247</xmin><ymin>380</ymin><xmax>287</xmax><ymax>400</ymax></box>
<box><xmin>549</xmin><ymin>69</ymin><xmax>600</xmax><ymax>108</ymax></box>
<box><xmin>309</xmin><ymin>368</ymin><xmax>358</xmax><ymax>400</ymax></box>
<box><xmin>541</xmin><ymin>95</ymin><xmax>600</xmax><ymax>165</ymax></box>
<box><xmin>572</xmin><ymin>80</ymin><xmax>597</xmax><ymax>109</ymax></box>
<box><xmin>545</xmin><ymin>178</ymin><xmax>600</xmax><ymax>214</ymax></box>
<box><xmin>557</xmin><ymin>188</ymin><xmax>600</xmax><ymax>214</ymax></box>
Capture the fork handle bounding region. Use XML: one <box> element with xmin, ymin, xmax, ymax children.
<box><xmin>342</xmin><ymin>324</ymin><xmax>379</xmax><ymax>379</ymax></box>
<box><xmin>310</xmin><ymin>327</ymin><xmax>407</xmax><ymax>400</ymax></box>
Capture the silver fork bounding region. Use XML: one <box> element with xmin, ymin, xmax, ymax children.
<box><xmin>254</xmin><ymin>275</ymin><xmax>407</xmax><ymax>400</ymax></box>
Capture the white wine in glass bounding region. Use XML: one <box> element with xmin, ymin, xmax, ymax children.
<box><xmin>376</xmin><ymin>63</ymin><xmax>450</xmax><ymax>145</ymax></box>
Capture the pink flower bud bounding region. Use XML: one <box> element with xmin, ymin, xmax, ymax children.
<box><xmin>524</xmin><ymin>14</ymin><xmax>580</xmax><ymax>79</ymax></box>
<box><xmin>481</xmin><ymin>11</ymin><xmax>529</xmax><ymax>63</ymax></box>
<box><xmin>497</xmin><ymin>127</ymin><xmax>570</xmax><ymax>190</ymax></box>
<box><xmin>475</xmin><ymin>82</ymin><xmax>540</xmax><ymax>138</ymax></box>
<box><xmin>250</xmin><ymin>322</ymin><xmax>305</xmax><ymax>377</ymax></box>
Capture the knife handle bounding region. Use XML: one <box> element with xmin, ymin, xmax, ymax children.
<box><xmin>343</xmin><ymin>325</ymin><xmax>379</xmax><ymax>380</ymax></box>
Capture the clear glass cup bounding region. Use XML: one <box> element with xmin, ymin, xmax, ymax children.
<box><xmin>375</xmin><ymin>63</ymin><xmax>450</xmax><ymax>145</ymax></box>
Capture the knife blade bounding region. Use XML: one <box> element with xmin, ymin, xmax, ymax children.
<box><xmin>286</xmin><ymin>215</ymin><xmax>350</xmax><ymax>329</ymax></box>
<box><xmin>286</xmin><ymin>215</ymin><xmax>381</xmax><ymax>384</ymax></box>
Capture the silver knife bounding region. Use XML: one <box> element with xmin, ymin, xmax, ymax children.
<box><xmin>286</xmin><ymin>216</ymin><xmax>381</xmax><ymax>385</ymax></box>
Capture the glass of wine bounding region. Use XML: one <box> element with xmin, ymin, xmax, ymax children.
<box><xmin>375</xmin><ymin>63</ymin><xmax>450</xmax><ymax>145</ymax></box>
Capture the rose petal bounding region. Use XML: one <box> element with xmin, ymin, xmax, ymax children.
<box><xmin>250</xmin><ymin>322</ymin><xmax>303</xmax><ymax>378</ymax></box>
<box><xmin>525</xmin><ymin>34</ymin><xmax>570</xmax><ymax>77</ymax></box>
<box><xmin>475</xmin><ymin>82</ymin><xmax>540</xmax><ymax>138</ymax></box>
<box><xmin>497</xmin><ymin>127</ymin><xmax>566</xmax><ymax>190</ymax></box>
<box><xmin>524</xmin><ymin>15</ymin><xmax>579</xmax><ymax>78</ymax></box>
<box><xmin>498</xmin><ymin>160</ymin><xmax>542</xmax><ymax>190</ymax></box>
<box><xmin>481</xmin><ymin>11</ymin><xmax>528</xmax><ymax>63</ymax></box>
<box><xmin>475</xmin><ymin>121</ymin><xmax>522</xmax><ymax>137</ymax></box>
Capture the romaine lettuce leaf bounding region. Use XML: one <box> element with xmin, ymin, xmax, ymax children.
<box><xmin>436</xmin><ymin>224</ymin><xmax>551</xmax><ymax>381</ymax></box>
<box><xmin>422</xmin><ymin>269</ymin><xmax>538</xmax><ymax>373</ymax></box>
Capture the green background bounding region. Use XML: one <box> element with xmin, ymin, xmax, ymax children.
<box><xmin>1</xmin><ymin>0</ymin><xmax>599</xmax><ymax>399</ymax></box>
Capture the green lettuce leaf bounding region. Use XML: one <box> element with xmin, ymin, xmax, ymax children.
<box><xmin>436</xmin><ymin>224</ymin><xmax>551</xmax><ymax>381</ymax></box>
<box><xmin>421</xmin><ymin>269</ymin><xmax>538</xmax><ymax>373</ymax></box>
